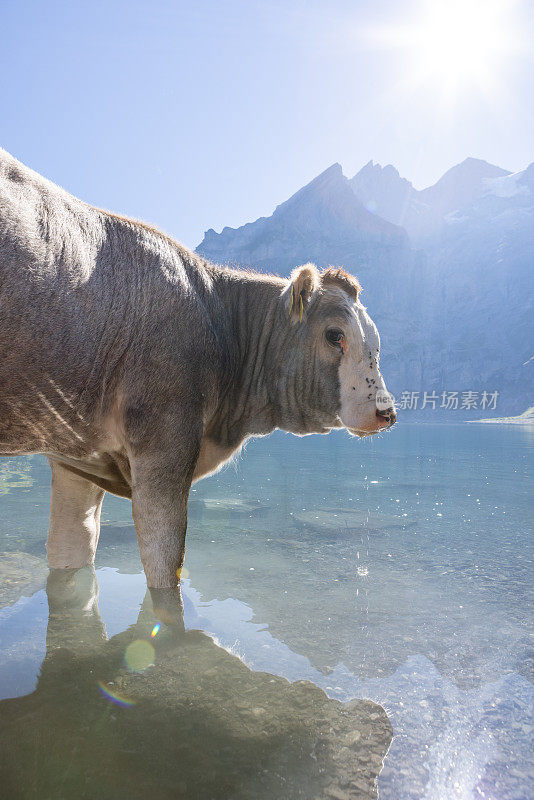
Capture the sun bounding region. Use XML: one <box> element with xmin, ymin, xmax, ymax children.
<box><xmin>369</xmin><ymin>0</ymin><xmax>520</xmax><ymax>101</ymax></box>
<box><xmin>409</xmin><ymin>0</ymin><xmax>512</xmax><ymax>94</ymax></box>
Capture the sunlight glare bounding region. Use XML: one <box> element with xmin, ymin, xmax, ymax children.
<box><xmin>370</xmin><ymin>0</ymin><xmax>520</xmax><ymax>101</ymax></box>
<box><xmin>413</xmin><ymin>0</ymin><xmax>511</xmax><ymax>92</ymax></box>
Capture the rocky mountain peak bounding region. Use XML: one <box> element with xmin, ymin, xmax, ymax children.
<box><xmin>420</xmin><ymin>157</ymin><xmax>511</xmax><ymax>215</ymax></box>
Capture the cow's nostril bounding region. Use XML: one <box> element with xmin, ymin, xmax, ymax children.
<box><xmin>376</xmin><ymin>407</ymin><xmax>397</xmax><ymax>428</ymax></box>
<box><xmin>376</xmin><ymin>406</ymin><xmax>394</xmax><ymax>419</ymax></box>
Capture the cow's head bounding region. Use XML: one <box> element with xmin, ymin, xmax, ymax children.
<box><xmin>278</xmin><ymin>263</ymin><xmax>396</xmax><ymax>437</ymax></box>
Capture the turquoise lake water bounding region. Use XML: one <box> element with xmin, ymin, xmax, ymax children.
<box><xmin>0</xmin><ymin>424</ymin><xmax>532</xmax><ymax>799</ymax></box>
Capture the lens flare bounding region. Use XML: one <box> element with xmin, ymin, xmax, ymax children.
<box><xmin>98</xmin><ymin>681</ymin><xmax>136</xmax><ymax>708</ymax></box>
<box><xmin>150</xmin><ymin>623</ymin><xmax>161</xmax><ymax>638</ymax></box>
<box><xmin>124</xmin><ymin>639</ymin><xmax>155</xmax><ymax>672</ymax></box>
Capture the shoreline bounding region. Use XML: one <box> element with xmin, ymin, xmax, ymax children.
<box><xmin>468</xmin><ymin>406</ymin><xmax>534</xmax><ymax>425</ymax></box>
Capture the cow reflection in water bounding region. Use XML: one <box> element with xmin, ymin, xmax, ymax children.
<box><xmin>0</xmin><ymin>568</ymin><xmax>392</xmax><ymax>800</ymax></box>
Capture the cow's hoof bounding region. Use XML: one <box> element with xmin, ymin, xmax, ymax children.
<box><xmin>148</xmin><ymin>585</ymin><xmax>185</xmax><ymax>628</ymax></box>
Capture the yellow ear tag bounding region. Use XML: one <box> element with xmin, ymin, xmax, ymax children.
<box><xmin>288</xmin><ymin>286</ymin><xmax>294</xmax><ymax>316</ymax></box>
<box><xmin>299</xmin><ymin>295</ymin><xmax>304</xmax><ymax>323</ymax></box>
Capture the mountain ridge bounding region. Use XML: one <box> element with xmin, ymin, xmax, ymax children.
<box><xmin>349</xmin><ymin>156</ymin><xmax>512</xmax><ymax>240</ymax></box>
<box><xmin>198</xmin><ymin>162</ymin><xmax>407</xmax><ymax>274</ymax></box>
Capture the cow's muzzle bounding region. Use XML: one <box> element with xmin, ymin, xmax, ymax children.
<box><xmin>375</xmin><ymin>406</ymin><xmax>397</xmax><ymax>429</ymax></box>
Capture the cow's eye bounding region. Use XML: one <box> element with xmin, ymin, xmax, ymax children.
<box><xmin>325</xmin><ymin>327</ymin><xmax>345</xmax><ymax>351</ymax></box>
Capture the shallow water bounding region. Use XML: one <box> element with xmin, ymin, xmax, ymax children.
<box><xmin>0</xmin><ymin>424</ymin><xmax>532</xmax><ymax>799</ymax></box>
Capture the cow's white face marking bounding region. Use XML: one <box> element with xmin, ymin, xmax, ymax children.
<box><xmin>330</xmin><ymin>292</ymin><xmax>394</xmax><ymax>436</ymax></box>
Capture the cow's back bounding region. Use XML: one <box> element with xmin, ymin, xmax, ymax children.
<box><xmin>0</xmin><ymin>150</ymin><xmax>123</xmax><ymax>454</ymax></box>
<box><xmin>0</xmin><ymin>148</ymin><xmax>106</xmax><ymax>286</ymax></box>
<box><xmin>0</xmin><ymin>150</ymin><xmax>224</xmax><ymax>459</ymax></box>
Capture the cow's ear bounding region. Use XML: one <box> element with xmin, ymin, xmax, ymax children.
<box><xmin>321</xmin><ymin>266</ymin><xmax>360</xmax><ymax>300</ymax></box>
<box><xmin>283</xmin><ymin>263</ymin><xmax>320</xmax><ymax>324</ymax></box>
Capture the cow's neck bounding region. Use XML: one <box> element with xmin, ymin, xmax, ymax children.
<box><xmin>207</xmin><ymin>268</ymin><xmax>286</xmax><ymax>448</ymax></box>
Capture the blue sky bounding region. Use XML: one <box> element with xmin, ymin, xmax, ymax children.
<box><xmin>1</xmin><ymin>0</ymin><xmax>533</xmax><ymax>248</ymax></box>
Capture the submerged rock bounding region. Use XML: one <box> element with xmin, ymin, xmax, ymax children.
<box><xmin>0</xmin><ymin>551</ymin><xmax>47</xmax><ymax>608</ymax></box>
<box><xmin>188</xmin><ymin>496</ymin><xmax>270</xmax><ymax>522</ymax></box>
<box><xmin>294</xmin><ymin>507</ymin><xmax>413</xmax><ymax>532</ymax></box>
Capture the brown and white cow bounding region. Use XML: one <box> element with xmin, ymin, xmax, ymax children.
<box><xmin>0</xmin><ymin>149</ymin><xmax>395</xmax><ymax>591</ymax></box>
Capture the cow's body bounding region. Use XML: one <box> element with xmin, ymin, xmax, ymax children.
<box><xmin>0</xmin><ymin>149</ymin><xmax>395</xmax><ymax>591</ymax></box>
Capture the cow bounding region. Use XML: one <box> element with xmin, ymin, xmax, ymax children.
<box><xmin>0</xmin><ymin>148</ymin><xmax>396</xmax><ymax>591</ymax></box>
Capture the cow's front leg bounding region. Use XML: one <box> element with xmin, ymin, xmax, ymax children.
<box><xmin>46</xmin><ymin>460</ymin><xmax>105</xmax><ymax>569</ymax></box>
<box><xmin>129</xmin><ymin>413</ymin><xmax>201</xmax><ymax>589</ymax></box>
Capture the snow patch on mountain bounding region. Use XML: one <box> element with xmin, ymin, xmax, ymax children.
<box><xmin>486</xmin><ymin>169</ymin><xmax>531</xmax><ymax>198</ymax></box>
